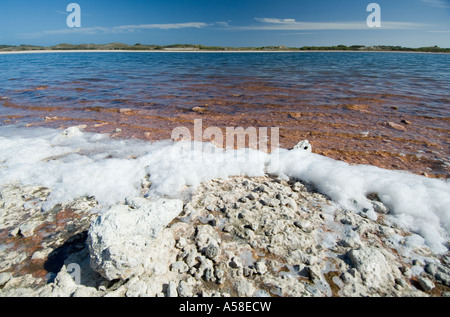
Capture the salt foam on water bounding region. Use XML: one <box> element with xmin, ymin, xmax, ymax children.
<box><xmin>0</xmin><ymin>125</ymin><xmax>449</xmax><ymax>253</ymax></box>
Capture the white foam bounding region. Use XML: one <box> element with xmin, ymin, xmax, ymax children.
<box><xmin>0</xmin><ymin>125</ymin><xmax>449</xmax><ymax>253</ymax></box>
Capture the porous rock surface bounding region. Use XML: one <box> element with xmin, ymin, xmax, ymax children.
<box><xmin>1</xmin><ymin>176</ymin><xmax>449</xmax><ymax>297</ymax></box>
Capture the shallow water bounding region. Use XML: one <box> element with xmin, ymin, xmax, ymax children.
<box><xmin>0</xmin><ymin>52</ymin><xmax>449</xmax><ymax>177</ymax></box>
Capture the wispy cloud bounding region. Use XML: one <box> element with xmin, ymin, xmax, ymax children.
<box><xmin>18</xmin><ymin>16</ymin><xmax>433</xmax><ymax>39</ymax></box>
<box><xmin>113</xmin><ymin>22</ymin><xmax>208</xmax><ymax>32</ymax></box>
<box><xmin>422</xmin><ymin>0</ymin><xmax>450</xmax><ymax>9</ymax></box>
<box><xmin>241</xmin><ymin>17</ymin><xmax>429</xmax><ymax>31</ymax></box>
<box><xmin>19</xmin><ymin>22</ymin><xmax>209</xmax><ymax>38</ymax></box>
<box><xmin>214</xmin><ymin>21</ymin><xmax>232</xmax><ymax>27</ymax></box>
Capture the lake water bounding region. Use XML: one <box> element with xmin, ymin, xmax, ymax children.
<box><xmin>0</xmin><ymin>51</ymin><xmax>449</xmax><ymax>177</ymax></box>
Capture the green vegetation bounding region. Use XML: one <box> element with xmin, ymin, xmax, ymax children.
<box><xmin>0</xmin><ymin>43</ymin><xmax>449</xmax><ymax>53</ymax></box>
<box><xmin>298</xmin><ymin>45</ymin><xmax>450</xmax><ymax>53</ymax></box>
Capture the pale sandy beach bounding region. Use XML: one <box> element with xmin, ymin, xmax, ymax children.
<box><xmin>1</xmin><ymin>50</ymin><xmax>448</xmax><ymax>54</ymax></box>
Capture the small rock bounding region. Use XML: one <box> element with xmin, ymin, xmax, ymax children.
<box><xmin>87</xmin><ymin>198</ymin><xmax>183</xmax><ymax>280</ymax></box>
<box><xmin>183</xmin><ymin>247</ymin><xmax>198</xmax><ymax>268</ymax></box>
<box><xmin>230</xmin><ymin>256</ymin><xmax>242</xmax><ymax>269</ymax></box>
<box><xmin>280</xmin><ymin>197</ymin><xmax>298</xmax><ymax>211</ymax></box>
<box><xmin>348</xmin><ymin>247</ymin><xmax>398</xmax><ymax>289</ymax></box>
<box><xmin>412</xmin><ymin>259</ymin><xmax>423</xmax><ymax>267</ymax></box>
<box><xmin>395</xmin><ymin>278</ymin><xmax>407</xmax><ymax>287</ymax></box>
<box><xmin>119</xmin><ymin>108</ymin><xmax>133</xmax><ymax>113</ymax></box>
<box><xmin>31</xmin><ymin>249</ymin><xmax>50</xmax><ymax>261</ymax></box>
<box><xmin>371</xmin><ymin>201</ymin><xmax>389</xmax><ymax>214</ymax></box>
<box><xmin>222</xmin><ymin>225</ymin><xmax>233</xmax><ymax>233</ymax></box>
<box><xmin>238</xmin><ymin>197</ymin><xmax>247</xmax><ymax>203</ymax></box>
<box><xmin>255</xmin><ymin>260</ymin><xmax>268</xmax><ymax>275</ymax></box>
<box><xmin>204</xmin><ymin>243</ymin><xmax>220</xmax><ymax>261</ymax></box>
<box><xmin>293</xmin><ymin>140</ymin><xmax>312</xmax><ymax>153</ymax></box>
<box><xmin>171</xmin><ymin>261</ymin><xmax>189</xmax><ymax>274</ymax></box>
<box><xmin>215</xmin><ymin>265</ymin><xmax>225</xmax><ymax>283</ymax></box>
<box><xmin>288</xmin><ymin>112</ymin><xmax>302</xmax><ymax>120</ymax></box>
<box><xmin>360</xmin><ymin>131</ymin><xmax>369</xmax><ymax>137</ymax></box>
<box><xmin>386</xmin><ymin>122</ymin><xmax>406</xmax><ymax>131</ymax></box>
<box><xmin>233</xmin><ymin>278</ymin><xmax>255</xmax><ymax>297</ymax></box>
<box><xmin>177</xmin><ymin>280</ymin><xmax>194</xmax><ymax>297</ymax></box>
<box><xmin>12</xmin><ymin>221</ymin><xmax>41</xmax><ymax>238</ymax></box>
<box><xmin>262</xmin><ymin>198</ymin><xmax>280</xmax><ymax>207</ymax></box>
<box><xmin>124</xmin><ymin>196</ymin><xmax>150</xmax><ymax>209</ymax></box>
<box><xmin>258</xmin><ymin>185</ymin><xmax>268</xmax><ymax>193</ymax></box>
<box><xmin>306</xmin><ymin>266</ymin><xmax>321</xmax><ymax>282</ymax></box>
<box><xmin>424</xmin><ymin>263</ymin><xmax>438</xmax><ymax>276</ymax></box>
<box><xmin>61</xmin><ymin>126</ymin><xmax>85</xmax><ymax>137</ymax></box>
<box><xmin>192</xmin><ymin>106</ymin><xmax>207</xmax><ymax>114</ymax></box>
<box><xmin>418</xmin><ymin>276</ymin><xmax>435</xmax><ymax>291</ymax></box>
<box><xmin>247</xmin><ymin>192</ymin><xmax>259</xmax><ymax>201</ymax></box>
<box><xmin>167</xmin><ymin>281</ymin><xmax>178</xmax><ymax>297</ymax></box>
<box><xmin>0</xmin><ymin>272</ymin><xmax>12</xmax><ymax>286</ymax></box>
<box><xmin>435</xmin><ymin>271</ymin><xmax>450</xmax><ymax>287</ymax></box>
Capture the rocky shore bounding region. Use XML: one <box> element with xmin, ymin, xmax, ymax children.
<box><xmin>1</xmin><ymin>173</ymin><xmax>449</xmax><ymax>297</ymax></box>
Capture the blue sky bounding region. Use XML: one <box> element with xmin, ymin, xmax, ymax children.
<box><xmin>1</xmin><ymin>0</ymin><xmax>449</xmax><ymax>47</ymax></box>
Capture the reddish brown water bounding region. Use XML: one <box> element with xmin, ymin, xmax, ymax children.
<box><xmin>1</xmin><ymin>52</ymin><xmax>449</xmax><ymax>178</ymax></box>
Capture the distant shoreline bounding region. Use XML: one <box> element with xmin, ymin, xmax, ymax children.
<box><xmin>1</xmin><ymin>49</ymin><xmax>449</xmax><ymax>55</ymax></box>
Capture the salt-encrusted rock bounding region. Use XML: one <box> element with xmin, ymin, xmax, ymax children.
<box><xmin>418</xmin><ymin>276</ymin><xmax>435</xmax><ymax>291</ymax></box>
<box><xmin>87</xmin><ymin>198</ymin><xmax>183</xmax><ymax>280</ymax></box>
<box><xmin>0</xmin><ymin>272</ymin><xmax>12</xmax><ymax>287</ymax></box>
<box><xmin>124</xmin><ymin>196</ymin><xmax>151</xmax><ymax>209</ymax></box>
<box><xmin>44</xmin><ymin>266</ymin><xmax>99</xmax><ymax>297</ymax></box>
<box><xmin>435</xmin><ymin>271</ymin><xmax>450</xmax><ymax>287</ymax></box>
<box><xmin>348</xmin><ymin>247</ymin><xmax>400</xmax><ymax>290</ymax></box>
<box><xmin>31</xmin><ymin>249</ymin><xmax>52</xmax><ymax>260</ymax></box>
<box><xmin>234</xmin><ymin>277</ymin><xmax>255</xmax><ymax>296</ymax></box>
<box><xmin>292</xmin><ymin>140</ymin><xmax>312</xmax><ymax>153</ymax></box>
<box><xmin>2</xmin><ymin>175</ymin><xmax>449</xmax><ymax>297</ymax></box>
<box><xmin>177</xmin><ymin>279</ymin><xmax>195</xmax><ymax>297</ymax></box>
<box><xmin>61</xmin><ymin>126</ymin><xmax>85</xmax><ymax>137</ymax></box>
<box><xmin>255</xmin><ymin>260</ymin><xmax>268</xmax><ymax>275</ymax></box>
<box><xmin>371</xmin><ymin>201</ymin><xmax>389</xmax><ymax>214</ymax></box>
<box><xmin>424</xmin><ymin>263</ymin><xmax>438</xmax><ymax>276</ymax></box>
<box><xmin>171</xmin><ymin>261</ymin><xmax>189</xmax><ymax>274</ymax></box>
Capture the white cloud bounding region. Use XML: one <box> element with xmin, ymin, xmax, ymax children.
<box><xmin>19</xmin><ymin>27</ymin><xmax>110</xmax><ymax>38</ymax></box>
<box><xmin>422</xmin><ymin>0</ymin><xmax>450</xmax><ymax>9</ymax></box>
<box><xmin>238</xmin><ymin>17</ymin><xmax>429</xmax><ymax>31</ymax></box>
<box><xmin>214</xmin><ymin>21</ymin><xmax>231</xmax><ymax>27</ymax></box>
<box><xmin>254</xmin><ymin>18</ymin><xmax>296</xmax><ymax>24</ymax></box>
<box><xmin>19</xmin><ymin>22</ymin><xmax>209</xmax><ymax>38</ymax></box>
<box><xmin>17</xmin><ymin>16</ymin><xmax>433</xmax><ymax>40</ymax></box>
<box><xmin>112</xmin><ymin>22</ymin><xmax>208</xmax><ymax>32</ymax></box>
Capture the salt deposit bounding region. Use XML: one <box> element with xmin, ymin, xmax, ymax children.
<box><xmin>0</xmin><ymin>124</ymin><xmax>449</xmax><ymax>253</ymax></box>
